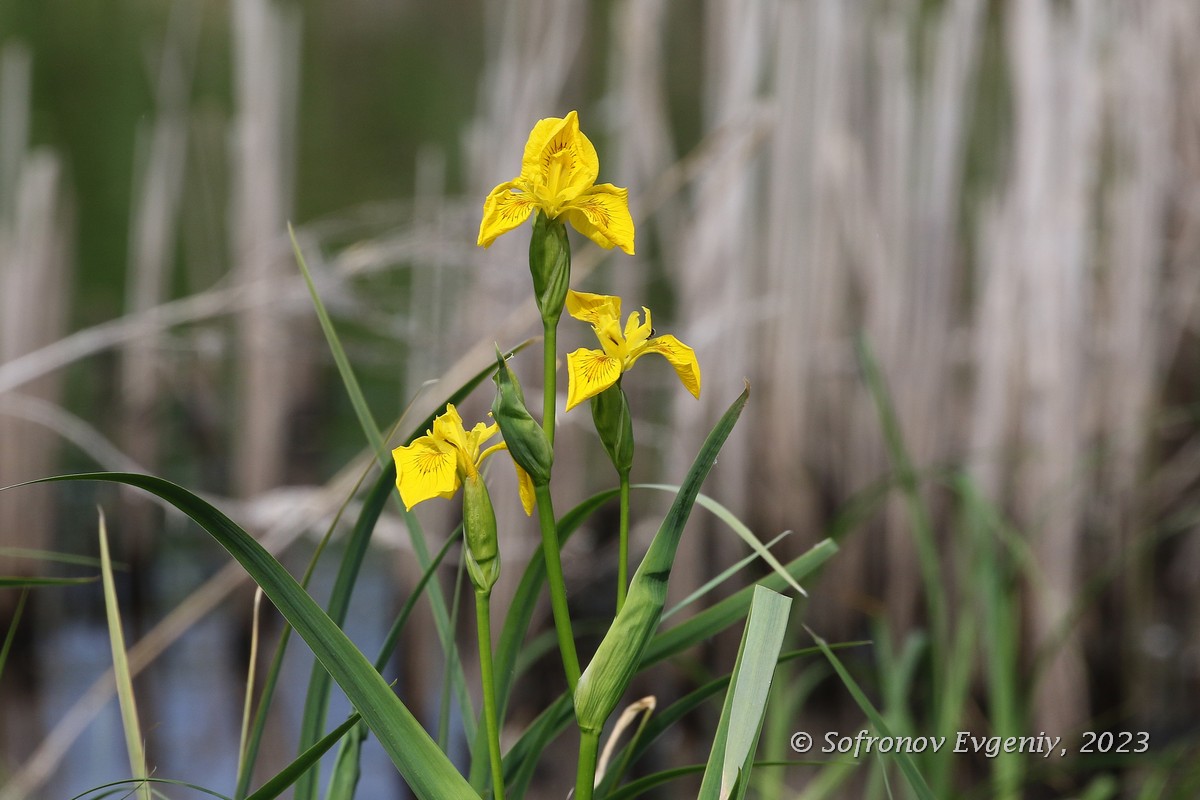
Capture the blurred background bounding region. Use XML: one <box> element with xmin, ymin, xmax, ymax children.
<box><xmin>1</xmin><ymin>0</ymin><xmax>1199</xmax><ymax>797</ymax></box>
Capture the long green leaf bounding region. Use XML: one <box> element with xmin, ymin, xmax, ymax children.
<box><xmin>327</xmin><ymin>527</ymin><xmax>459</xmax><ymax>800</ymax></box>
<box><xmin>17</xmin><ymin>473</ymin><xmax>476</xmax><ymax>800</ymax></box>
<box><xmin>236</xmin><ymin>458</ymin><xmax>379</xmax><ymax>800</ymax></box>
<box><xmin>697</xmin><ymin>586</ymin><xmax>792</xmax><ymax>800</ymax></box>
<box><xmin>97</xmin><ymin>510</ymin><xmax>151</xmax><ymax>800</ymax></box>
<box><xmin>245</xmin><ymin>713</ymin><xmax>362</xmax><ymax>800</ymax></box>
<box><xmin>293</xmin><ymin>466</ymin><xmax>393</xmax><ymax>800</ymax></box>
<box><xmin>575</xmin><ymin>387</ymin><xmax>749</xmax><ymax>734</ymax></box>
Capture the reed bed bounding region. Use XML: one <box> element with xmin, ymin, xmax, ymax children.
<box><xmin>1</xmin><ymin>0</ymin><xmax>1199</xmax><ymax>797</ymax></box>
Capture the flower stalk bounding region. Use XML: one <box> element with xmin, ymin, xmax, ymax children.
<box><xmin>534</xmin><ymin>482</ymin><xmax>581</xmax><ymax>691</ymax></box>
<box><xmin>474</xmin><ymin>589</ymin><xmax>505</xmax><ymax>800</ymax></box>
<box><xmin>574</xmin><ymin>729</ymin><xmax>601</xmax><ymax>800</ymax></box>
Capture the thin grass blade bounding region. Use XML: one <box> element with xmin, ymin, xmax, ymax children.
<box><xmin>0</xmin><ymin>589</ymin><xmax>28</xmax><ymax>692</ymax></box>
<box><xmin>97</xmin><ymin>510</ymin><xmax>151</xmax><ymax>800</ymax></box>
<box><xmin>0</xmin><ymin>575</ymin><xmax>95</xmax><ymax>587</ymax></box>
<box><xmin>807</xmin><ymin>626</ymin><xmax>936</xmax><ymax>800</ymax></box>
<box><xmin>244</xmin><ymin>713</ymin><xmax>362</xmax><ymax>800</ymax></box>
<box><xmin>637</xmin><ymin>486</ymin><xmax>806</xmax><ymax>597</ymax></box>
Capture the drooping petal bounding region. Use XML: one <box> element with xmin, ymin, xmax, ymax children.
<box><xmin>478</xmin><ymin>180</ymin><xmax>538</xmax><ymax>247</ymax></box>
<box><xmin>631</xmin><ymin>334</ymin><xmax>702</xmax><ymax>399</ymax></box>
<box><xmin>565</xmin><ymin>347</ymin><xmax>623</xmax><ymax>411</ymax></box>
<box><xmin>563</xmin><ymin>184</ymin><xmax>635</xmax><ymax>254</ymax></box>
<box><xmin>514</xmin><ymin>462</ymin><xmax>536</xmax><ymax>516</ymax></box>
<box><xmin>566</xmin><ymin>290</ymin><xmax>622</xmax><ymax>328</ymax></box>
<box><xmin>520</xmin><ymin>111</ymin><xmax>599</xmax><ymax>205</ymax></box>
<box><xmin>393</xmin><ymin>436</ymin><xmax>461</xmax><ymax>510</ymax></box>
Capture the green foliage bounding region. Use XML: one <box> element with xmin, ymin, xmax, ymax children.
<box><xmin>697</xmin><ymin>586</ymin><xmax>792</xmax><ymax>800</ymax></box>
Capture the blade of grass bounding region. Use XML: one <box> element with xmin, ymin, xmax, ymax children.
<box><xmin>244</xmin><ymin>713</ymin><xmax>362</xmax><ymax>800</ymax></box>
<box><xmin>806</xmin><ymin>625</ymin><xmax>935</xmax><ymax>800</ymax></box>
<box><xmin>643</xmin><ymin>539</ymin><xmax>837</xmax><ymax>665</ymax></box>
<box><xmin>0</xmin><ymin>575</ymin><xmax>95</xmax><ymax>587</ymax></box>
<box><xmin>25</xmin><ymin>473</ymin><xmax>477</xmax><ymax>799</ymax></box>
<box><xmin>855</xmin><ymin>336</ymin><xmax>946</xmax><ymax>677</ymax></box>
<box><xmin>0</xmin><ymin>589</ymin><xmax>28</xmax><ymax>687</ymax></box>
<box><xmin>664</xmin><ymin>530</ymin><xmax>791</xmax><ymax>620</ymax></box>
<box><xmin>97</xmin><ymin>509</ymin><xmax>151</xmax><ymax>800</ymax></box>
<box><xmin>0</xmin><ymin>547</ymin><xmax>108</xmax><ymax>568</ymax></box>
<box><xmin>235</xmin><ymin>588</ymin><xmax>264</xmax><ymax>787</ymax></box>
<box><xmin>696</xmin><ymin>586</ymin><xmax>792</xmax><ymax>800</ymax></box>
<box><xmin>293</xmin><ymin>462</ymin><xmax>393</xmax><ymax>800</ymax></box>
<box><xmin>68</xmin><ymin>778</ymin><xmax>234</xmax><ymax>800</ymax></box>
<box><xmin>637</xmin><ymin>486</ymin><xmax>807</xmax><ymax>597</ymax></box>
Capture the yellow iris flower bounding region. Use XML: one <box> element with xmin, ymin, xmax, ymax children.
<box><xmin>564</xmin><ymin>290</ymin><xmax>701</xmax><ymax>411</ymax></box>
<box><xmin>478</xmin><ymin>111</ymin><xmax>635</xmax><ymax>254</ymax></box>
<box><xmin>392</xmin><ymin>404</ymin><xmax>535</xmax><ymax>515</ymax></box>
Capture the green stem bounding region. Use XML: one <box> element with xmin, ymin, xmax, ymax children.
<box><xmin>475</xmin><ymin>591</ymin><xmax>506</xmax><ymax>800</ymax></box>
<box><xmin>542</xmin><ymin>318</ymin><xmax>558</xmax><ymax>447</ymax></box>
<box><xmin>574</xmin><ymin>729</ymin><xmax>600</xmax><ymax>800</ymax></box>
<box><xmin>617</xmin><ymin>472</ymin><xmax>631</xmax><ymax>614</ymax></box>
<box><xmin>534</xmin><ymin>482</ymin><xmax>580</xmax><ymax>691</ymax></box>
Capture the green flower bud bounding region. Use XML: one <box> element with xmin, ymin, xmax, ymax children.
<box><xmin>491</xmin><ymin>347</ymin><xmax>553</xmax><ymax>485</ymax></box>
<box><xmin>462</xmin><ymin>474</ymin><xmax>500</xmax><ymax>593</ymax></box>
<box><xmin>590</xmin><ymin>384</ymin><xmax>634</xmax><ymax>476</ymax></box>
<box><xmin>529</xmin><ymin>213</ymin><xmax>571</xmax><ymax>325</ymax></box>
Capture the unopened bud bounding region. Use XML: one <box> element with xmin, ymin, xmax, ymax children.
<box><xmin>591</xmin><ymin>384</ymin><xmax>634</xmax><ymax>476</ymax></box>
<box><xmin>529</xmin><ymin>213</ymin><xmax>571</xmax><ymax>325</ymax></box>
<box><xmin>491</xmin><ymin>347</ymin><xmax>553</xmax><ymax>484</ymax></box>
<box><xmin>462</xmin><ymin>474</ymin><xmax>500</xmax><ymax>592</ymax></box>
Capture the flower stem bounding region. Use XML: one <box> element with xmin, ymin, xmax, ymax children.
<box><xmin>616</xmin><ymin>472</ymin><xmax>630</xmax><ymax>614</ymax></box>
<box><xmin>542</xmin><ymin>319</ymin><xmax>558</xmax><ymax>447</ymax></box>
<box><xmin>574</xmin><ymin>729</ymin><xmax>600</xmax><ymax>800</ymax></box>
<box><xmin>533</xmin><ymin>482</ymin><xmax>580</xmax><ymax>691</ymax></box>
<box><xmin>475</xmin><ymin>590</ymin><xmax>506</xmax><ymax>800</ymax></box>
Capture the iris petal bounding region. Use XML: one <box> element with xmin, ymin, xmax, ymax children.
<box><xmin>521</xmin><ymin>111</ymin><xmax>599</xmax><ymax>203</ymax></box>
<box><xmin>631</xmin><ymin>334</ymin><xmax>702</xmax><ymax>399</ymax></box>
<box><xmin>563</xmin><ymin>184</ymin><xmax>635</xmax><ymax>254</ymax></box>
<box><xmin>566</xmin><ymin>290</ymin><xmax>622</xmax><ymax>328</ymax></box>
<box><xmin>514</xmin><ymin>463</ymin><xmax>536</xmax><ymax>516</ymax></box>
<box><xmin>565</xmin><ymin>347</ymin><xmax>623</xmax><ymax>411</ymax></box>
<box><xmin>478</xmin><ymin>181</ymin><xmax>537</xmax><ymax>247</ymax></box>
<box><xmin>393</xmin><ymin>435</ymin><xmax>460</xmax><ymax>510</ymax></box>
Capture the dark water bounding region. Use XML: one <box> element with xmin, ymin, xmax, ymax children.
<box><xmin>25</xmin><ymin>550</ymin><xmax>423</xmax><ymax>800</ymax></box>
